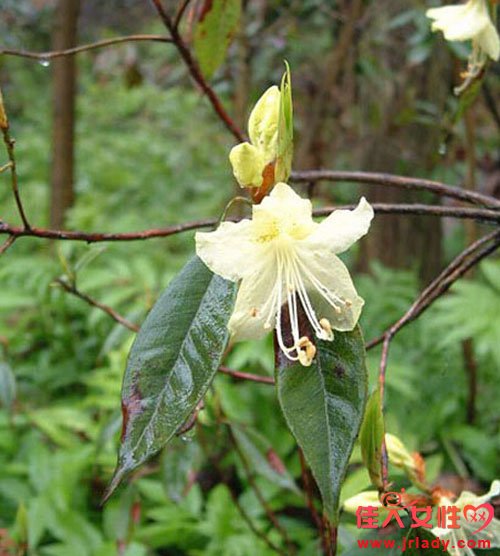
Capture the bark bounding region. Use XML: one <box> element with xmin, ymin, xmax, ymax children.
<box><xmin>50</xmin><ymin>0</ymin><xmax>80</xmax><ymax>228</ymax></box>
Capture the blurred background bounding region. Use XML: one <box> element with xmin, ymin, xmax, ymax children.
<box><xmin>0</xmin><ymin>1</ymin><xmax>499</xmax><ymax>554</ymax></box>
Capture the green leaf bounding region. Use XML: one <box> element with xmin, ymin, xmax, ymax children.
<box><xmin>359</xmin><ymin>387</ymin><xmax>385</xmax><ymax>489</ymax></box>
<box><xmin>193</xmin><ymin>0</ymin><xmax>242</xmax><ymax>79</ymax></box>
<box><xmin>161</xmin><ymin>438</ymin><xmax>202</xmax><ymax>503</ymax></box>
<box><xmin>275</xmin><ymin>325</ymin><xmax>368</xmax><ymax>524</ymax></box>
<box><xmin>230</xmin><ymin>424</ymin><xmax>299</xmax><ymax>494</ymax></box>
<box><xmin>276</xmin><ymin>61</ymin><xmax>293</xmax><ymax>183</ymax></box>
<box><xmin>107</xmin><ymin>256</ymin><xmax>237</xmax><ymax>498</ymax></box>
<box><xmin>0</xmin><ymin>361</ymin><xmax>16</xmax><ymax>411</ymax></box>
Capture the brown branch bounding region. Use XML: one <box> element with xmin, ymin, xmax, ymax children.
<box><xmin>291</xmin><ymin>170</ymin><xmax>500</xmax><ymax>209</ymax></box>
<box><xmin>55</xmin><ymin>278</ymin><xmax>140</xmax><ymax>332</ymax></box>
<box><xmin>367</xmin><ymin>229</ymin><xmax>500</xmax><ymax>351</ymax></box>
<box><xmin>174</xmin><ymin>0</ymin><xmax>192</xmax><ymax>29</ymax></box>
<box><xmin>150</xmin><ymin>0</ymin><xmax>245</xmax><ymax>142</ymax></box>
<box><xmin>0</xmin><ymin>35</ymin><xmax>174</xmax><ymax>61</ymax></box>
<box><xmin>372</xmin><ymin>229</ymin><xmax>500</xmax><ymax>490</ymax></box>
<box><xmin>1</xmin><ymin>203</ymin><xmax>498</xmax><ymax>246</ymax></box>
<box><xmin>316</xmin><ymin>204</ymin><xmax>500</xmax><ymax>223</ymax></box>
<box><xmin>218</xmin><ymin>366</ymin><xmax>275</xmax><ymax>384</ymax></box>
<box><xmin>1</xmin><ymin>123</ymin><xmax>31</xmax><ymax>230</ymax></box>
<box><xmin>0</xmin><ymin>235</ymin><xmax>16</xmax><ymax>256</ymax></box>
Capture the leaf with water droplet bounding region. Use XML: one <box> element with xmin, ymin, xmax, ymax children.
<box><xmin>105</xmin><ymin>256</ymin><xmax>237</xmax><ymax>501</ymax></box>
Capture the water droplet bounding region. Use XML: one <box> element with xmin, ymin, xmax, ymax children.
<box><xmin>39</xmin><ymin>59</ymin><xmax>50</xmax><ymax>68</ymax></box>
<box><xmin>180</xmin><ymin>434</ymin><xmax>193</xmax><ymax>443</ymax></box>
<box><xmin>438</xmin><ymin>143</ymin><xmax>447</xmax><ymax>156</ymax></box>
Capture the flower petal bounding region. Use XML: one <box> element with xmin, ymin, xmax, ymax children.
<box><xmin>295</xmin><ymin>248</ymin><xmax>364</xmax><ymax>332</ymax></box>
<box><xmin>195</xmin><ymin>220</ymin><xmax>259</xmax><ymax>282</ymax></box>
<box><xmin>252</xmin><ymin>182</ymin><xmax>317</xmax><ymax>241</ymax></box>
<box><xmin>427</xmin><ymin>1</ymin><xmax>490</xmax><ymax>42</ymax></box>
<box><xmin>228</xmin><ymin>250</ymin><xmax>278</xmax><ymax>341</ymax></box>
<box><xmin>305</xmin><ymin>197</ymin><xmax>374</xmax><ymax>255</ymax></box>
<box><xmin>229</xmin><ymin>142</ymin><xmax>267</xmax><ymax>188</ymax></box>
<box><xmin>477</xmin><ymin>22</ymin><xmax>500</xmax><ymax>60</ymax></box>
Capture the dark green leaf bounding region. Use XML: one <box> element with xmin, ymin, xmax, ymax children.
<box><xmin>193</xmin><ymin>0</ymin><xmax>242</xmax><ymax>79</ymax></box>
<box><xmin>275</xmin><ymin>320</ymin><xmax>368</xmax><ymax>524</ymax></box>
<box><xmin>359</xmin><ymin>387</ymin><xmax>385</xmax><ymax>488</ymax></box>
<box><xmin>107</xmin><ymin>257</ymin><xmax>236</xmax><ymax>498</ymax></box>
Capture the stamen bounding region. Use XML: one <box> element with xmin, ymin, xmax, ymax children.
<box><xmin>297</xmin><ymin>336</ymin><xmax>316</xmax><ymax>367</ymax></box>
<box><xmin>319</xmin><ymin>318</ymin><xmax>334</xmax><ymax>341</ymax></box>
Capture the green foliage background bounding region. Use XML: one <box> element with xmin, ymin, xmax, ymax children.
<box><xmin>0</xmin><ymin>2</ymin><xmax>499</xmax><ymax>555</ymax></box>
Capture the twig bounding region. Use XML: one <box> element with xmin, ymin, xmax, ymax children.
<box><xmin>1</xmin><ymin>125</ymin><xmax>31</xmax><ymax>230</ymax></box>
<box><xmin>150</xmin><ymin>0</ymin><xmax>245</xmax><ymax>142</ymax></box>
<box><xmin>315</xmin><ymin>204</ymin><xmax>500</xmax><ymax>223</ymax></box>
<box><xmin>291</xmin><ymin>170</ymin><xmax>500</xmax><ymax>209</ymax></box>
<box><xmin>371</xmin><ymin>230</ymin><xmax>500</xmax><ymax>490</ymax></box>
<box><xmin>367</xmin><ymin>229</ymin><xmax>500</xmax><ymax>351</ymax></box>
<box><xmin>0</xmin><ymin>35</ymin><xmax>173</xmax><ymax>61</ymax></box>
<box><xmin>229</xmin><ymin>427</ymin><xmax>295</xmax><ymax>554</ymax></box>
<box><xmin>219</xmin><ymin>366</ymin><xmax>275</xmax><ymax>384</ymax></box>
<box><xmin>55</xmin><ymin>278</ymin><xmax>139</xmax><ymax>332</ymax></box>
<box><xmin>174</xmin><ymin>0</ymin><xmax>192</xmax><ymax>29</ymax></box>
<box><xmin>0</xmin><ymin>235</ymin><xmax>16</xmax><ymax>256</ymax></box>
<box><xmin>1</xmin><ymin>203</ymin><xmax>498</xmax><ymax>245</ymax></box>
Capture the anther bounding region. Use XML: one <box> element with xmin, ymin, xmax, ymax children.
<box><xmin>297</xmin><ymin>336</ymin><xmax>316</xmax><ymax>367</ymax></box>
<box><xmin>319</xmin><ymin>318</ymin><xmax>334</xmax><ymax>341</ymax></box>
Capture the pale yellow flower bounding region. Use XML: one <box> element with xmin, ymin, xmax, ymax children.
<box><xmin>196</xmin><ymin>183</ymin><xmax>373</xmax><ymax>365</ymax></box>
<box><xmin>427</xmin><ymin>0</ymin><xmax>500</xmax><ymax>61</ymax></box>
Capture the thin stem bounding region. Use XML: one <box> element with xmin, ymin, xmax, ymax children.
<box><xmin>291</xmin><ymin>170</ymin><xmax>500</xmax><ymax>209</ymax></box>
<box><xmin>55</xmin><ymin>278</ymin><xmax>139</xmax><ymax>332</ymax></box>
<box><xmin>218</xmin><ymin>366</ymin><xmax>275</xmax><ymax>384</ymax></box>
<box><xmin>0</xmin><ymin>203</ymin><xmax>497</xmax><ymax>245</ymax></box>
<box><xmin>0</xmin><ymin>35</ymin><xmax>173</xmax><ymax>61</ymax></box>
<box><xmin>174</xmin><ymin>0</ymin><xmax>192</xmax><ymax>29</ymax></box>
<box><xmin>150</xmin><ymin>0</ymin><xmax>245</xmax><ymax>142</ymax></box>
<box><xmin>1</xmin><ymin>127</ymin><xmax>31</xmax><ymax>229</ymax></box>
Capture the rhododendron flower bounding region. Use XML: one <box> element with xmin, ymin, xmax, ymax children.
<box><xmin>426</xmin><ymin>0</ymin><xmax>500</xmax><ymax>61</ymax></box>
<box><xmin>196</xmin><ymin>183</ymin><xmax>373</xmax><ymax>366</ymax></box>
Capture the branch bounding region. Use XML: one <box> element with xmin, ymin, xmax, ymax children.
<box><xmin>55</xmin><ymin>278</ymin><xmax>140</xmax><ymax>332</ymax></box>
<box><xmin>291</xmin><ymin>170</ymin><xmax>500</xmax><ymax>209</ymax></box>
<box><xmin>150</xmin><ymin>0</ymin><xmax>245</xmax><ymax>142</ymax></box>
<box><xmin>219</xmin><ymin>366</ymin><xmax>275</xmax><ymax>384</ymax></box>
<box><xmin>367</xmin><ymin>229</ymin><xmax>500</xmax><ymax>351</ymax></box>
<box><xmin>1</xmin><ymin>118</ymin><xmax>31</xmax><ymax>230</ymax></box>
<box><xmin>174</xmin><ymin>0</ymin><xmax>192</xmax><ymax>30</ymax></box>
<box><xmin>0</xmin><ymin>35</ymin><xmax>174</xmax><ymax>61</ymax></box>
<box><xmin>1</xmin><ymin>203</ymin><xmax>498</xmax><ymax>247</ymax></box>
<box><xmin>0</xmin><ymin>235</ymin><xmax>16</xmax><ymax>255</ymax></box>
<box><xmin>371</xmin><ymin>229</ymin><xmax>500</xmax><ymax>489</ymax></box>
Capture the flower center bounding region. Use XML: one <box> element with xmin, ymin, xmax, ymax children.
<box><xmin>263</xmin><ymin>242</ymin><xmax>352</xmax><ymax>366</ymax></box>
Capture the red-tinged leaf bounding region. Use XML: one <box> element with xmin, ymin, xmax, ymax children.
<box><xmin>193</xmin><ymin>0</ymin><xmax>242</xmax><ymax>78</ymax></box>
<box><xmin>105</xmin><ymin>256</ymin><xmax>236</xmax><ymax>500</ymax></box>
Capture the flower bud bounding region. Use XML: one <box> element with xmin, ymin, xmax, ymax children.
<box><xmin>248</xmin><ymin>85</ymin><xmax>280</xmax><ymax>162</ymax></box>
